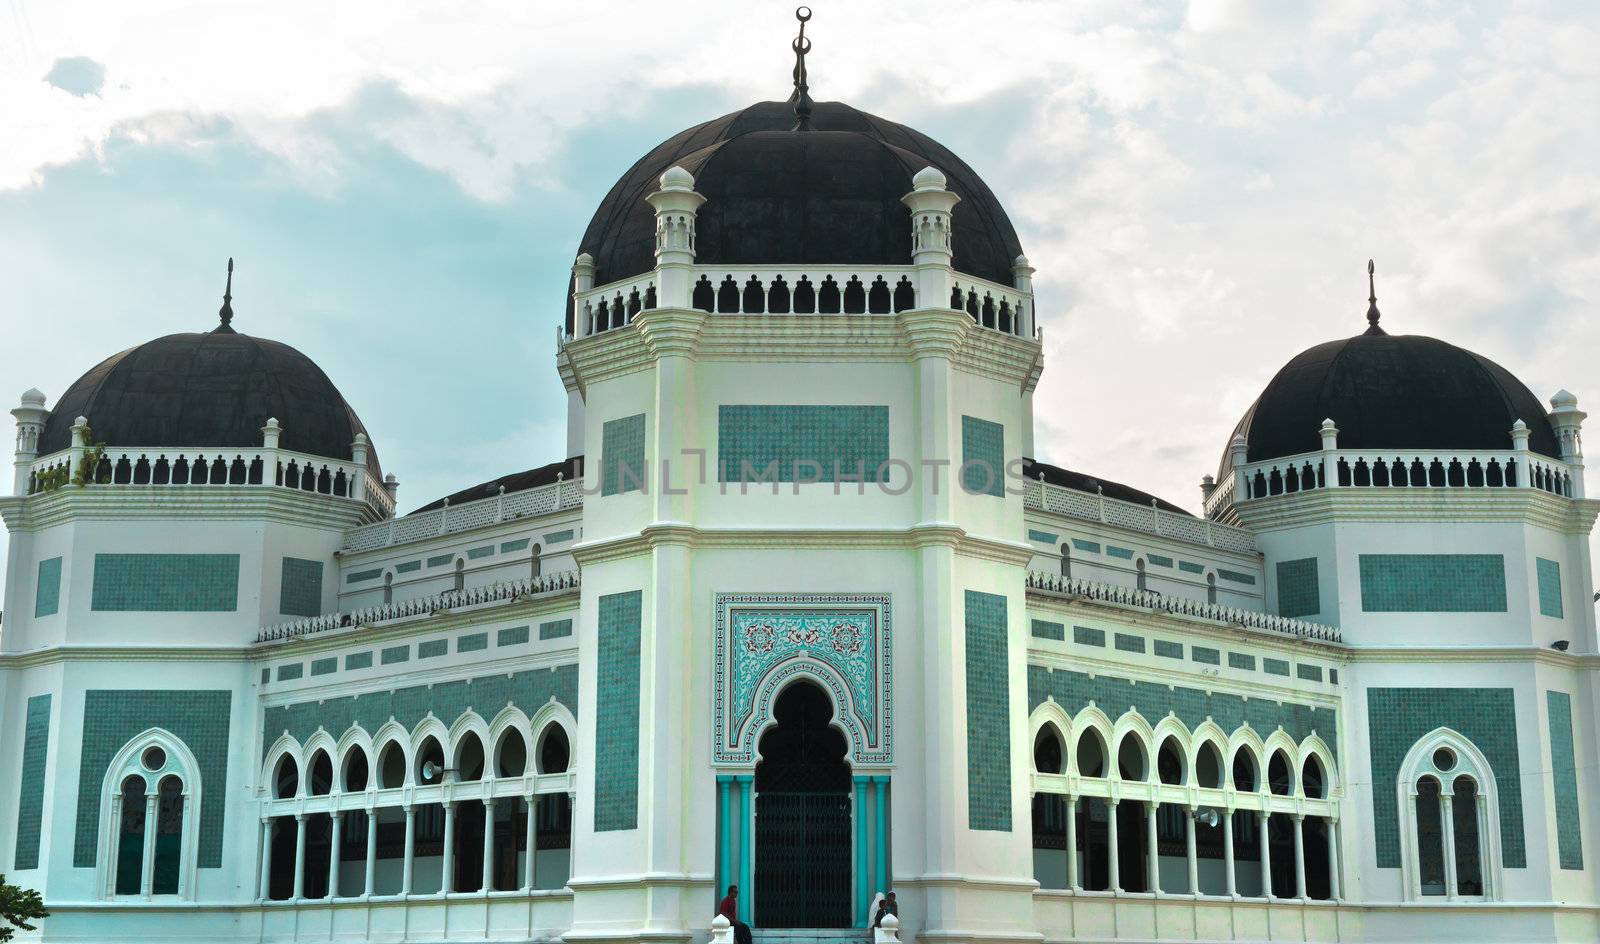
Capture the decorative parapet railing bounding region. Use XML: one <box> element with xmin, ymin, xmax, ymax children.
<box><xmin>1024</xmin><ymin>478</ymin><xmax>1255</xmax><ymax>554</ymax></box>
<box><xmin>1026</xmin><ymin>571</ymin><xmax>1342</xmax><ymax>644</ymax></box>
<box><xmin>570</xmin><ymin>264</ymin><xmax>1035</xmax><ymax>339</ymax></box>
<box><xmin>255</xmin><ymin>570</ymin><xmax>580</xmax><ymax>644</ymax></box>
<box><xmin>25</xmin><ymin>444</ymin><xmax>395</xmax><ymax>519</ymax></box>
<box><xmin>341</xmin><ymin>478</ymin><xmax>583</xmax><ymax>552</ymax></box>
<box><xmin>1204</xmin><ymin>446</ymin><xmax>1579</xmax><ymax>520</ymax></box>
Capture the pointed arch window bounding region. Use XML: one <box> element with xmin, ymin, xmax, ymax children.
<box><xmin>98</xmin><ymin>730</ymin><xmax>201</xmax><ymax>900</ymax></box>
<box><xmin>1399</xmin><ymin>730</ymin><xmax>1500</xmax><ymax>900</ymax></box>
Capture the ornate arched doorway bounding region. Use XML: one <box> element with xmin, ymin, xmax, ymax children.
<box><xmin>755</xmin><ymin>680</ymin><xmax>852</xmax><ymax>928</ymax></box>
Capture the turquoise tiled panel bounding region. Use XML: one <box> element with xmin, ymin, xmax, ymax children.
<box><xmin>960</xmin><ymin>416</ymin><xmax>1005</xmax><ymax>497</ymax></box>
<box><xmin>34</xmin><ymin>557</ymin><xmax>61</xmax><ymax>618</ymax></box>
<box><xmin>602</xmin><ymin>413</ymin><xmax>647</xmax><ymax>496</ymax></box>
<box><xmin>91</xmin><ymin>553</ymin><xmax>239</xmax><ymax>612</ymax></box>
<box><xmin>1548</xmin><ymin>691</ymin><xmax>1583</xmax><ymax>869</ymax></box>
<box><xmin>345</xmin><ymin>651</ymin><xmax>372</xmax><ymax>671</ymax></box>
<box><xmin>467</xmin><ymin>545</ymin><xmax>495</xmax><ymax>560</ymax></box>
<box><xmin>964</xmin><ymin>590</ymin><xmax>1011</xmax><ymax>831</ymax></box>
<box><xmin>279</xmin><ymin>558</ymin><xmax>323</xmax><ymax>617</ymax></box>
<box><xmin>262</xmin><ymin>665</ymin><xmax>578</xmax><ymax>756</ymax></box>
<box><xmin>1114</xmin><ymin>633</ymin><xmax>1145</xmax><ymax>653</ymax></box>
<box><xmin>1536</xmin><ymin>558</ymin><xmax>1563</xmax><ymax>618</ymax></box>
<box><xmin>1366</xmin><ymin>688</ymin><xmax>1523</xmax><ymax>868</ymax></box>
<box><xmin>1031</xmin><ymin>619</ymin><xmax>1065</xmax><ymax>641</ymax></box>
<box><xmin>1358</xmin><ymin>554</ymin><xmax>1507</xmax><ymax>612</ymax></box>
<box><xmin>395</xmin><ymin>560</ymin><xmax>422</xmax><ymax>574</ymax></box>
<box><xmin>596</xmin><ymin>591</ymin><xmax>642</xmax><ymax>831</ymax></box>
<box><xmin>260</xmin><ymin>668</ymin><xmax>270</xmax><ymax>685</ymax></box>
<box><xmin>1276</xmin><ymin>558</ymin><xmax>1319</xmax><ymax>618</ymax></box>
<box><xmin>1178</xmin><ymin>561</ymin><xmax>1205</xmax><ymax>574</ymax></box>
<box><xmin>13</xmin><ymin>694</ymin><xmax>51</xmax><ymax>870</ymax></box>
<box><xmin>427</xmin><ymin>553</ymin><xmax>454</xmax><ymax>568</ymax></box>
<box><xmin>1107</xmin><ymin>546</ymin><xmax>1134</xmax><ymax>560</ymax></box>
<box><xmin>498</xmin><ymin>625</ymin><xmax>529</xmax><ymax>647</ymax></box>
<box><xmin>76</xmin><ymin>690</ymin><xmax>231</xmax><ymax>868</ymax></box>
<box><xmin>345</xmin><ymin>568</ymin><xmax>382</xmax><ymax>584</ymax></box>
<box><xmin>1147</xmin><ymin>554</ymin><xmax>1173</xmax><ymax>568</ymax></box>
<box><xmin>717</xmin><ymin>405</ymin><xmax>890</xmax><ymax>484</ymax></box>
<box><xmin>1297</xmin><ymin>664</ymin><xmax>1323</xmax><ymax>682</ymax></box>
<box><xmin>1074</xmin><ymin>626</ymin><xmax>1105</xmax><ymax>648</ymax></box>
<box><xmin>457</xmin><ymin>632</ymin><xmax>488</xmax><ymax>653</ymax></box>
<box><xmin>1330</xmin><ymin>669</ymin><xmax>1339</xmax><ymax>684</ymax></box>
<box><xmin>418</xmin><ymin>639</ymin><xmax>448</xmax><ymax>659</ymax></box>
<box><xmin>277</xmin><ymin>663</ymin><xmax>303</xmax><ymax>681</ymax></box>
<box><xmin>1228</xmin><ymin>652</ymin><xmax>1256</xmax><ymax>671</ymax></box>
<box><xmin>544</xmin><ymin>529</ymin><xmax>575</xmax><ymax>544</ymax></box>
<box><xmin>1264</xmin><ymin>658</ymin><xmax>1290</xmax><ymax>677</ymax></box>
<box><xmin>1028</xmin><ymin>529</ymin><xmax>1059</xmax><ymax>545</ymax></box>
<box><xmin>381</xmin><ymin>645</ymin><xmax>410</xmax><ymax>665</ymax></box>
<box><xmin>1028</xmin><ymin>664</ymin><xmax>1337</xmax><ymax>760</ymax></box>
<box><xmin>501</xmin><ymin>538</ymin><xmax>530</xmax><ymax>553</ymax></box>
<box><xmin>1217</xmin><ymin>568</ymin><xmax>1256</xmax><ymax>585</ymax></box>
<box><xmin>1073</xmin><ymin>539</ymin><xmax>1101</xmax><ymax>554</ymax></box>
<box><xmin>1154</xmin><ymin>639</ymin><xmax>1183</xmax><ymax>659</ymax></box>
<box><xmin>540</xmin><ymin>618</ymin><xmax>574</xmax><ymax>640</ymax></box>
<box><xmin>1192</xmin><ymin>646</ymin><xmax>1220</xmax><ymax>665</ymax></box>
<box><xmin>310</xmin><ymin>657</ymin><xmax>337</xmax><ymax>677</ymax></box>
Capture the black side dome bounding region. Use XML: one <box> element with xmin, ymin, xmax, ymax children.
<box><xmin>569</xmin><ymin>100</ymin><xmax>1024</xmax><ymax>328</ymax></box>
<box><xmin>1219</xmin><ymin>331</ymin><xmax>1559</xmax><ymax>483</ymax></box>
<box><xmin>39</xmin><ymin>330</ymin><xmax>379</xmax><ymax>477</ymax></box>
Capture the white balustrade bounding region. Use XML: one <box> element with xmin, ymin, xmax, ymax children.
<box><xmin>1024</xmin><ymin>478</ymin><xmax>1257</xmax><ymax>554</ymax></box>
<box><xmin>341</xmin><ymin>478</ymin><xmax>582</xmax><ymax>552</ymax></box>
<box><xmin>1025</xmin><ymin>570</ymin><xmax>1341</xmax><ymax>643</ymax></box>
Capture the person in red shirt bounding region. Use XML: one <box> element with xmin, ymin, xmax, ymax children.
<box><xmin>717</xmin><ymin>885</ymin><xmax>752</xmax><ymax>944</ymax></box>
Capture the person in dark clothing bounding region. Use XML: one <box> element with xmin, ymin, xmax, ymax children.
<box><xmin>873</xmin><ymin>891</ymin><xmax>898</xmax><ymax>929</ymax></box>
<box><xmin>717</xmin><ymin>885</ymin><xmax>753</xmax><ymax>944</ymax></box>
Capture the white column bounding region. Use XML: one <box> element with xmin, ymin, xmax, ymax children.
<box><xmin>1185</xmin><ymin>807</ymin><xmax>1199</xmax><ymax>895</ymax></box>
<box><xmin>482</xmin><ymin>799</ymin><xmax>497</xmax><ymax>893</ymax></box>
<box><xmin>1292</xmin><ymin>813</ymin><xmax>1307</xmax><ymax>899</ymax></box>
<box><xmin>1107</xmin><ymin>799</ymin><xmax>1121</xmax><ymax>892</ymax></box>
<box><xmin>441</xmin><ymin>802</ymin><xmax>457</xmax><ymax>895</ymax></box>
<box><xmin>1326</xmin><ymin>818</ymin><xmax>1341</xmax><ymax>900</ymax></box>
<box><xmin>1065</xmin><ymin>796</ymin><xmax>1079</xmax><ymax>891</ymax></box>
<box><xmin>259</xmin><ymin>817</ymin><xmax>274</xmax><ymax>901</ymax></box>
<box><xmin>523</xmin><ymin>795</ymin><xmax>539</xmax><ymax>891</ymax></box>
<box><xmin>1258</xmin><ymin>811</ymin><xmax>1272</xmax><ymax>899</ymax></box>
<box><xmin>1441</xmin><ymin>793</ymin><xmax>1458</xmax><ymax>900</ymax></box>
<box><xmin>1476</xmin><ymin>793</ymin><xmax>1492</xmax><ymax>898</ymax></box>
<box><xmin>1224</xmin><ymin>809</ymin><xmax>1237</xmax><ymax>898</ymax></box>
<box><xmin>328</xmin><ymin>811</ymin><xmax>343</xmax><ymax>899</ymax></box>
<box><xmin>1145</xmin><ymin>802</ymin><xmax>1160</xmax><ymax>895</ymax></box>
<box><xmin>644</xmin><ymin>167</ymin><xmax>706</xmax><ymax>309</ymax></box>
<box><xmin>401</xmin><ymin>806</ymin><xmax>416</xmax><ymax>896</ymax></box>
<box><xmin>292</xmin><ymin>812</ymin><xmax>307</xmax><ymax>900</ymax></box>
<box><xmin>363</xmin><ymin>810</ymin><xmax>377</xmax><ymax>897</ymax></box>
<box><xmin>140</xmin><ymin>793</ymin><xmax>159</xmax><ymax>897</ymax></box>
<box><xmin>1407</xmin><ymin>793</ymin><xmax>1422</xmax><ymax>899</ymax></box>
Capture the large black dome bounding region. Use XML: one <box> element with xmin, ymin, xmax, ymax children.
<box><xmin>39</xmin><ymin>328</ymin><xmax>379</xmax><ymax>476</ymax></box>
<box><xmin>570</xmin><ymin>99</ymin><xmax>1024</xmax><ymax>323</ymax></box>
<box><xmin>1220</xmin><ymin>328</ymin><xmax>1559</xmax><ymax>482</ymax></box>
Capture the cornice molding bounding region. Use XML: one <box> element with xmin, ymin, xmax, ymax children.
<box><xmin>1026</xmin><ymin>589</ymin><xmax>1350</xmax><ymax>655</ymax></box>
<box><xmin>0</xmin><ymin>486</ymin><xmax>372</xmax><ymax>532</ymax></box>
<box><xmin>1234</xmin><ymin>488</ymin><xmax>1600</xmax><ymax>534</ymax></box>
<box><xmin>574</xmin><ymin>522</ymin><xmax>1034</xmax><ymax>564</ymax></box>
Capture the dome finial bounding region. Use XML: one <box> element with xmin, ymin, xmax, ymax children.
<box><xmin>1364</xmin><ymin>258</ymin><xmax>1385</xmax><ymax>335</ymax></box>
<box><xmin>790</xmin><ymin>7</ymin><xmax>814</xmax><ymax>130</ymax></box>
<box><xmin>216</xmin><ymin>257</ymin><xmax>236</xmax><ymax>333</ymax></box>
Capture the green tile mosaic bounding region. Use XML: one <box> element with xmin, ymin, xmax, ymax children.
<box><xmin>1154</xmin><ymin>639</ymin><xmax>1183</xmax><ymax>659</ymax></box>
<box><xmin>1147</xmin><ymin>554</ymin><xmax>1173</xmax><ymax>568</ymax></box>
<box><xmin>1028</xmin><ymin>665</ymin><xmax>1337</xmax><ymax>758</ymax></box>
<box><xmin>13</xmin><ymin>694</ymin><xmax>51</xmax><ymax>870</ymax></box>
<box><xmin>1217</xmin><ymin>568</ymin><xmax>1256</xmax><ymax>585</ymax></box>
<box><xmin>346</xmin><ymin>568</ymin><xmax>383</xmax><ymax>584</ymax></box>
<box><xmin>1073</xmin><ymin>539</ymin><xmax>1101</xmax><ymax>554</ymax></box>
<box><xmin>381</xmin><ymin>645</ymin><xmax>410</xmax><ymax>665</ymax></box>
<box><xmin>1028</xmin><ymin>529</ymin><xmax>1059</xmax><ymax>545</ymax></box>
<box><xmin>717</xmin><ymin>405</ymin><xmax>890</xmax><ymax>484</ymax></box>
<box><xmin>596</xmin><ymin>591</ymin><xmax>642</xmax><ymax>831</ymax></box>
<box><xmin>76</xmin><ymin>690</ymin><xmax>231</xmax><ymax>868</ymax></box>
<box><xmin>1547</xmin><ymin>691</ymin><xmax>1583</xmax><ymax>870</ymax></box>
<box><xmin>1296</xmin><ymin>664</ymin><xmax>1323</xmax><ymax>682</ymax></box>
<box><xmin>260</xmin><ymin>668</ymin><xmax>270</xmax><ymax>685</ymax></box>
<box><xmin>1178</xmin><ymin>561</ymin><xmax>1205</xmax><ymax>574</ymax></box>
<box><xmin>310</xmin><ymin>657</ymin><xmax>337</xmax><ymax>677</ymax></box>
<box><xmin>1074</xmin><ymin>626</ymin><xmax>1105</xmax><ymax>648</ymax></box>
<box><xmin>497</xmin><ymin>625</ymin><xmax>529</xmax><ymax>647</ymax></box>
<box><xmin>457</xmin><ymin>632</ymin><xmax>488</xmax><ymax>653</ymax></box>
<box><xmin>1228</xmin><ymin>652</ymin><xmax>1256</xmax><ymax>671</ymax></box>
<box><xmin>1192</xmin><ymin>646</ymin><xmax>1220</xmax><ymax>665</ymax></box>
<box><xmin>1114</xmin><ymin>633</ymin><xmax>1145</xmax><ymax>653</ymax></box>
<box><xmin>1107</xmin><ymin>546</ymin><xmax>1134</xmax><ymax>560</ymax></box>
<box><xmin>34</xmin><ymin>556</ymin><xmax>61</xmax><ymax>618</ymax></box>
<box><xmin>279</xmin><ymin>558</ymin><xmax>323</xmax><ymax>617</ymax></box>
<box><xmin>427</xmin><ymin>554</ymin><xmax>455</xmax><ymax>568</ymax></box>
<box><xmin>1358</xmin><ymin>554</ymin><xmax>1507</xmax><ymax>612</ymax></box>
<box><xmin>467</xmin><ymin>545</ymin><xmax>495</xmax><ymax>560</ymax></box>
<box><xmin>960</xmin><ymin>416</ymin><xmax>1005</xmax><ymax>497</ymax></box>
<box><xmin>1031</xmin><ymin>619</ymin><xmax>1065</xmax><ymax>641</ymax></box>
<box><xmin>277</xmin><ymin>663</ymin><xmax>303</xmax><ymax>681</ymax></box>
<box><xmin>1330</xmin><ymin>669</ymin><xmax>1339</xmax><ymax>685</ymax></box>
<box><xmin>418</xmin><ymin>639</ymin><xmax>447</xmax><ymax>659</ymax></box>
<box><xmin>91</xmin><ymin>553</ymin><xmax>239</xmax><ymax>612</ymax></box>
<box><xmin>602</xmin><ymin>413</ymin><xmax>648</xmax><ymax>495</ymax></box>
<box><xmin>345</xmin><ymin>651</ymin><xmax>373</xmax><ymax>671</ymax></box>
<box><xmin>262</xmin><ymin>665</ymin><xmax>578</xmax><ymax>755</ymax></box>
<box><xmin>1366</xmin><ymin>688</ymin><xmax>1523</xmax><ymax>868</ymax></box>
<box><xmin>543</xmin><ymin>529</ymin><xmax>575</xmax><ymax>544</ymax></box>
<box><xmin>965</xmin><ymin>590</ymin><xmax>1011</xmax><ymax>831</ymax></box>
<box><xmin>1536</xmin><ymin>558</ymin><xmax>1563</xmax><ymax>618</ymax></box>
<box><xmin>501</xmin><ymin>538</ymin><xmax>530</xmax><ymax>553</ymax></box>
<box><xmin>395</xmin><ymin>560</ymin><xmax>422</xmax><ymax>574</ymax></box>
<box><xmin>1264</xmin><ymin>658</ymin><xmax>1290</xmax><ymax>677</ymax></box>
<box><xmin>540</xmin><ymin>618</ymin><xmax>574</xmax><ymax>640</ymax></box>
<box><xmin>1276</xmin><ymin>558</ymin><xmax>1319</xmax><ymax>618</ymax></box>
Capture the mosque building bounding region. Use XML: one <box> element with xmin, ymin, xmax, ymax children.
<box><xmin>0</xmin><ymin>11</ymin><xmax>1595</xmax><ymax>944</ymax></box>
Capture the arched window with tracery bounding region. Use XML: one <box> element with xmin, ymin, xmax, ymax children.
<box><xmin>99</xmin><ymin>732</ymin><xmax>200</xmax><ymax>900</ymax></box>
<box><xmin>1399</xmin><ymin>730</ymin><xmax>1499</xmax><ymax>900</ymax></box>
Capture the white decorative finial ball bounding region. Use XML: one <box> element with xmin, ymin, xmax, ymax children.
<box><xmin>912</xmin><ymin>166</ymin><xmax>946</xmax><ymax>190</ymax></box>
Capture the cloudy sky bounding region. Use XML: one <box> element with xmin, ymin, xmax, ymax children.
<box><xmin>2</xmin><ymin>1</ymin><xmax>1597</xmax><ymax>584</ymax></box>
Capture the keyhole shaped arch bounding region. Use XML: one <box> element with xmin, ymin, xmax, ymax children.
<box><xmin>1397</xmin><ymin>727</ymin><xmax>1503</xmax><ymax>901</ymax></box>
<box><xmin>746</xmin><ymin>668</ymin><xmax>871</xmax><ymax>769</ymax></box>
<box><xmin>96</xmin><ymin>727</ymin><xmax>203</xmax><ymax>901</ymax></box>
